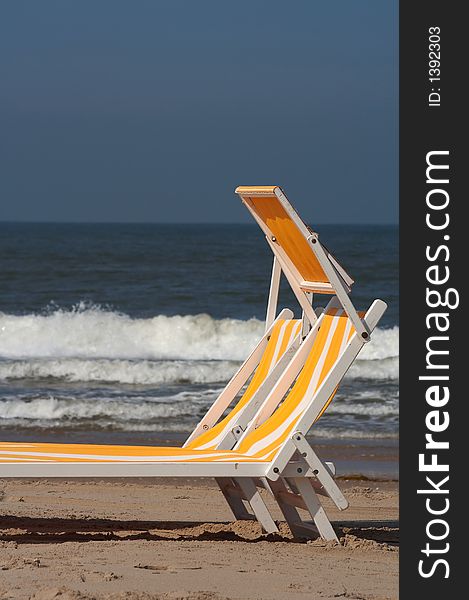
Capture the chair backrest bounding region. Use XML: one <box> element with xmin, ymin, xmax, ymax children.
<box><xmin>187</xmin><ymin>318</ymin><xmax>302</xmax><ymax>450</ymax></box>
<box><xmin>235</xmin><ymin>307</ymin><xmax>356</xmax><ymax>460</ymax></box>
<box><xmin>235</xmin><ymin>186</ymin><xmax>354</xmax><ymax>295</ymax></box>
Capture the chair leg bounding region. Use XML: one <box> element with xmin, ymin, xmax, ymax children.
<box><xmin>234</xmin><ymin>478</ymin><xmax>279</xmax><ymax>534</ymax></box>
<box><xmin>294</xmin><ymin>478</ymin><xmax>338</xmax><ymax>542</ymax></box>
<box><xmin>267</xmin><ymin>478</ymin><xmax>319</xmax><ymax>539</ymax></box>
<box><xmin>215</xmin><ymin>477</ymin><xmax>254</xmax><ymax>520</ymax></box>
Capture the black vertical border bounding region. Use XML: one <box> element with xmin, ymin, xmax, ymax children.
<box><xmin>400</xmin><ymin>2</ymin><xmax>464</xmax><ymax>596</ymax></box>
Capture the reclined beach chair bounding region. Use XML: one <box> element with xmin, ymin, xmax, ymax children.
<box><xmin>0</xmin><ymin>297</ymin><xmax>385</xmax><ymax>540</ymax></box>
<box><xmin>0</xmin><ymin>186</ymin><xmax>386</xmax><ymax>542</ymax></box>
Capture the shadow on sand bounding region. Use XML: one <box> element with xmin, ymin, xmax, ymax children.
<box><xmin>0</xmin><ymin>515</ymin><xmax>399</xmax><ymax>546</ymax></box>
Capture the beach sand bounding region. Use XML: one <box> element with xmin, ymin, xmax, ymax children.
<box><xmin>0</xmin><ymin>476</ymin><xmax>398</xmax><ymax>600</ymax></box>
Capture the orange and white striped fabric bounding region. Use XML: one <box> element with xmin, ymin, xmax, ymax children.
<box><xmin>0</xmin><ymin>309</ymin><xmax>355</xmax><ymax>465</ymax></box>
<box><xmin>235</xmin><ymin>307</ymin><xmax>356</xmax><ymax>461</ymax></box>
<box><xmin>187</xmin><ymin>318</ymin><xmax>302</xmax><ymax>450</ymax></box>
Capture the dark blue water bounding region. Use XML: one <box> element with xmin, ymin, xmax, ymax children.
<box><xmin>0</xmin><ymin>223</ymin><xmax>398</xmax><ymax>440</ymax></box>
<box><xmin>0</xmin><ymin>223</ymin><xmax>398</xmax><ymax>325</ymax></box>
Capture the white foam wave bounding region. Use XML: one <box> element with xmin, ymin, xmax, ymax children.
<box><xmin>358</xmin><ymin>326</ymin><xmax>399</xmax><ymax>361</ymax></box>
<box><xmin>0</xmin><ymin>393</ymin><xmax>213</xmax><ymax>424</ymax></box>
<box><xmin>0</xmin><ymin>394</ymin><xmax>398</xmax><ymax>423</ymax></box>
<box><xmin>0</xmin><ymin>306</ymin><xmax>398</xmax><ymax>382</ymax></box>
<box><xmin>344</xmin><ymin>326</ymin><xmax>399</xmax><ymax>381</ymax></box>
<box><xmin>346</xmin><ymin>357</ymin><xmax>398</xmax><ymax>381</ymax></box>
<box><xmin>327</xmin><ymin>402</ymin><xmax>399</xmax><ymax>417</ymax></box>
<box><xmin>0</xmin><ymin>358</ymin><xmax>238</xmax><ymax>385</ymax></box>
<box><xmin>0</xmin><ymin>390</ymin><xmax>398</xmax><ymax>438</ymax></box>
<box><xmin>0</xmin><ymin>388</ymin><xmax>223</xmax><ymax>433</ymax></box>
<box><xmin>0</xmin><ymin>305</ymin><xmax>264</xmax><ymax>361</ymax></box>
<box><xmin>0</xmin><ymin>355</ymin><xmax>398</xmax><ymax>385</ymax></box>
<box><xmin>310</xmin><ymin>428</ymin><xmax>398</xmax><ymax>440</ymax></box>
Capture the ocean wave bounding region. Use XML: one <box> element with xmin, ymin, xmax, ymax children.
<box><xmin>0</xmin><ymin>357</ymin><xmax>398</xmax><ymax>385</ymax></box>
<box><xmin>0</xmin><ymin>390</ymin><xmax>398</xmax><ymax>436</ymax></box>
<box><xmin>0</xmin><ymin>394</ymin><xmax>397</xmax><ymax>424</ymax></box>
<box><xmin>0</xmin><ymin>306</ymin><xmax>398</xmax><ymax>382</ymax></box>
<box><xmin>309</xmin><ymin>428</ymin><xmax>398</xmax><ymax>440</ymax></box>
<box><xmin>0</xmin><ymin>391</ymin><xmax>216</xmax><ymax>425</ymax></box>
<box><xmin>0</xmin><ymin>304</ymin><xmax>264</xmax><ymax>361</ymax></box>
<box><xmin>358</xmin><ymin>326</ymin><xmax>399</xmax><ymax>361</ymax></box>
<box><xmin>328</xmin><ymin>401</ymin><xmax>399</xmax><ymax>417</ymax></box>
<box><xmin>0</xmin><ymin>358</ymin><xmax>239</xmax><ymax>385</ymax></box>
<box><xmin>347</xmin><ymin>357</ymin><xmax>398</xmax><ymax>381</ymax></box>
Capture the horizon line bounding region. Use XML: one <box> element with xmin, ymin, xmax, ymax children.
<box><xmin>0</xmin><ymin>220</ymin><xmax>399</xmax><ymax>226</ymax></box>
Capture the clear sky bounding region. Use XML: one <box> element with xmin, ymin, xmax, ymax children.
<box><xmin>1</xmin><ymin>1</ymin><xmax>397</xmax><ymax>224</ymax></box>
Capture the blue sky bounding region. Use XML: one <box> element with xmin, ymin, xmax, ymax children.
<box><xmin>0</xmin><ymin>1</ymin><xmax>398</xmax><ymax>224</ymax></box>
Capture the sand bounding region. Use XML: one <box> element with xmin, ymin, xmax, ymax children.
<box><xmin>0</xmin><ymin>477</ymin><xmax>398</xmax><ymax>600</ymax></box>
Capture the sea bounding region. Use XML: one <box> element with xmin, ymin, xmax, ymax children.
<box><xmin>0</xmin><ymin>223</ymin><xmax>398</xmax><ymax>447</ymax></box>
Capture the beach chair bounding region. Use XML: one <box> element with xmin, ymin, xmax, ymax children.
<box><xmin>230</xmin><ymin>186</ymin><xmax>386</xmax><ymax>537</ymax></box>
<box><xmin>0</xmin><ymin>186</ymin><xmax>386</xmax><ymax>541</ymax></box>
<box><xmin>0</xmin><ymin>297</ymin><xmax>385</xmax><ymax>540</ymax></box>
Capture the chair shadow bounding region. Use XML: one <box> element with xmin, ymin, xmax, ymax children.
<box><xmin>0</xmin><ymin>514</ymin><xmax>285</xmax><ymax>544</ymax></box>
<box><xmin>0</xmin><ymin>514</ymin><xmax>399</xmax><ymax>545</ymax></box>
